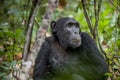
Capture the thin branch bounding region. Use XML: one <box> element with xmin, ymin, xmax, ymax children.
<box><xmin>93</xmin><ymin>0</ymin><xmax>97</xmax><ymax>40</ymax></box>
<box><xmin>97</xmin><ymin>32</ymin><xmax>110</xmax><ymax>67</ymax></box>
<box><xmin>94</xmin><ymin>0</ymin><xmax>97</xmax><ymax>18</ymax></box>
<box><xmin>109</xmin><ymin>0</ymin><xmax>120</xmax><ymax>11</ymax></box>
<box><xmin>81</xmin><ymin>0</ymin><xmax>94</xmax><ymax>36</ymax></box>
<box><xmin>93</xmin><ymin>0</ymin><xmax>102</xmax><ymax>40</ymax></box>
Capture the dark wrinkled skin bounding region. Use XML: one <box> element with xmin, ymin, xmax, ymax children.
<box><xmin>33</xmin><ymin>17</ymin><xmax>108</xmax><ymax>80</ymax></box>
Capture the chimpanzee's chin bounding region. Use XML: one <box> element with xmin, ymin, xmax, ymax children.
<box><xmin>71</xmin><ymin>42</ymin><xmax>81</xmax><ymax>48</ymax></box>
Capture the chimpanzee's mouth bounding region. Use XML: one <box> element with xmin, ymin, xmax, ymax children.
<box><xmin>72</xmin><ymin>38</ymin><xmax>81</xmax><ymax>42</ymax></box>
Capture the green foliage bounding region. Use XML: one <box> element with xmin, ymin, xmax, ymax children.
<box><xmin>0</xmin><ymin>60</ymin><xmax>17</xmax><ymax>80</ymax></box>
<box><xmin>0</xmin><ymin>0</ymin><xmax>29</xmax><ymax>60</ymax></box>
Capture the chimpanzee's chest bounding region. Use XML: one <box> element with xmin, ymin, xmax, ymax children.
<box><xmin>49</xmin><ymin>50</ymin><xmax>80</xmax><ymax>69</ymax></box>
<box><xmin>49</xmin><ymin>49</ymin><xmax>86</xmax><ymax>80</ymax></box>
<box><xmin>48</xmin><ymin>46</ymin><xmax>101</xmax><ymax>80</ymax></box>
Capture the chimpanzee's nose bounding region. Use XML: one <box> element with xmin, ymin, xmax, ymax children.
<box><xmin>74</xmin><ymin>32</ymin><xmax>78</xmax><ymax>34</ymax></box>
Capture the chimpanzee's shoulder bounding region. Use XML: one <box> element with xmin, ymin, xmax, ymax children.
<box><xmin>45</xmin><ymin>36</ymin><xmax>56</xmax><ymax>44</ymax></box>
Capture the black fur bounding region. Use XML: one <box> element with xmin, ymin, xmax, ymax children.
<box><xmin>33</xmin><ymin>17</ymin><xmax>108</xmax><ymax>80</ymax></box>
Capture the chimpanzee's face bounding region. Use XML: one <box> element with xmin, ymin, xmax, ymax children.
<box><xmin>63</xmin><ymin>19</ymin><xmax>81</xmax><ymax>48</ymax></box>
<box><xmin>51</xmin><ymin>17</ymin><xmax>81</xmax><ymax>48</ymax></box>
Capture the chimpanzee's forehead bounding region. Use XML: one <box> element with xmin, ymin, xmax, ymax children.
<box><xmin>56</xmin><ymin>17</ymin><xmax>77</xmax><ymax>23</ymax></box>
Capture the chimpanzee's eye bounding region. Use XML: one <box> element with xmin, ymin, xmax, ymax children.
<box><xmin>66</xmin><ymin>23</ymin><xmax>75</xmax><ymax>28</ymax></box>
<box><xmin>75</xmin><ymin>23</ymin><xmax>80</xmax><ymax>27</ymax></box>
<box><xmin>66</xmin><ymin>23</ymin><xmax>73</xmax><ymax>28</ymax></box>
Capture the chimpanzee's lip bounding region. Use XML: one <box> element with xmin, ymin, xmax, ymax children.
<box><xmin>72</xmin><ymin>40</ymin><xmax>80</xmax><ymax>42</ymax></box>
<box><xmin>72</xmin><ymin>39</ymin><xmax>81</xmax><ymax>42</ymax></box>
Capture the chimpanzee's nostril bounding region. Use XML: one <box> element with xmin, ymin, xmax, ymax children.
<box><xmin>74</xmin><ymin>32</ymin><xmax>78</xmax><ymax>34</ymax></box>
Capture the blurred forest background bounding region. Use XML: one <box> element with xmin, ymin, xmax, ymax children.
<box><xmin>0</xmin><ymin>0</ymin><xmax>119</xmax><ymax>80</ymax></box>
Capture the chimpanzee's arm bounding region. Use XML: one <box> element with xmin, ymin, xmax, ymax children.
<box><xmin>33</xmin><ymin>42</ymin><xmax>50</xmax><ymax>80</ymax></box>
<box><xmin>80</xmin><ymin>32</ymin><xmax>108</xmax><ymax>79</ymax></box>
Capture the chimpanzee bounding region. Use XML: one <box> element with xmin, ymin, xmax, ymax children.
<box><xmin>33</xmin><ymin>17</ymin><xmax>108</xmax><ymax>80</ymax></box>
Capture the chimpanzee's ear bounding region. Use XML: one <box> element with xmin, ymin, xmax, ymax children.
<box><xmin>50</xmin><ymin>21</ymin><xmax>57</xmax><ymax>32</ymax></box>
